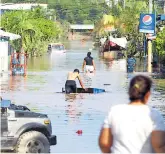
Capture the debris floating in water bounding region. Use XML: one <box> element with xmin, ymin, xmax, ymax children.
<box><xmin>103</xmin><ymin>84</ymin><xmax>111</xmax><ymax>86</ymax></box>
<box><xmin>61</xmin><ymin>88</ymin><xmax>105</xmax><ymax>94</ymax></box>
<box><xmin>76</xmin><ymin>130</ymin><xmax>83</xmax><ymax>135</ymax></box>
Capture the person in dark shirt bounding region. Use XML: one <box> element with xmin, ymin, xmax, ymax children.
<box><xmin>127</xmin><ymin>55</ymin><xmax>136</xmax><ymax>73</ymax></box>
<box><xmin>82</xmin><ymin>52</ymin><xmax>96</xmax><ymax>73</ymax></box>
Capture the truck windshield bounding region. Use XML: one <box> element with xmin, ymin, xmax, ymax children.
<box><xmin>52</xmin><ymin>45</ymin><xmax>64</xmax><ymax>50</ymax></box>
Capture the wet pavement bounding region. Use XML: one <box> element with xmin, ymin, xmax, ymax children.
<box><xmin>0</xmin><ymin>40</ymin><xmax>165</xmax><ymax>153</ymax></box>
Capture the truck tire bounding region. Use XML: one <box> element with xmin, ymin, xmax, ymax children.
<box><xmin>16</xmin><ymin>131</ymin><xmax>50</xmax><ymax>153</ymax></box>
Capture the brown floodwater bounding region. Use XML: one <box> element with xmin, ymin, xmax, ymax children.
<box><xmin>0</xmin><ymin>40</ymin><xmax>165</xmax><ymax>153</ymax></box>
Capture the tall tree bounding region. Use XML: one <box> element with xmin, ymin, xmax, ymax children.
<box><xmin>1</xmin><ymin>8</ymin><xmax>62</xmax><ymax>56</ymax></box>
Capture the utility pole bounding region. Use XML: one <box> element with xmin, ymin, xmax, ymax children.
<box><xmin>149</xmin><ymin>0</ymin><xmax>153</xmax><ymax>13</ymax></box>
<box><xmin>147</xmin><ymin>0</ymin><xmax>153</xmax><ymax>73</ymax></box>
<box><xmin>123</xmin><ymin>0</ymin><xmax>125</xmax><ymax>9</ymax></box>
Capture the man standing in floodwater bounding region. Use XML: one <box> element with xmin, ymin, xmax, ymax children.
<box><xmin>127</xmin><ymin>55</ymin><xmax>136</xmax><ymax>73</ymax></box>
<box><xmin>65</xmin><ymin>69</ymin><xmax>85</xmax><ymax>94</ymax></box>
<box><xmin>82</xmin><ymin>52</ymin><xmax>96</xmax><ymax>73</ymax></box>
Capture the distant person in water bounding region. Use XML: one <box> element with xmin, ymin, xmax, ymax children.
<box><xmin>127</xmin><ymin>55</ymin><xmax>136</xmax><ymax>73</ymax></box>
<box><xmin>82</xmin><ymin>52</ymin><xmax>96</xmax><ymax>73</ymax></box>
<box><xmin>65</xmin><ymin>69</ymin><xmax>85</xmax><ymax>94</ymax></box>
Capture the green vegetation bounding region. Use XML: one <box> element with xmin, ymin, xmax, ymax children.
<box><xmin>118</xmin><ymin>1</ymin><xmax>148</xmax><ymax>57</ymax></box>
<box><xmin>155</xmin><ymin>28</ymin><xmax>165</xmax><ymax>64</ymax></box>
<box><xmin>94</xmin><ymin>0</ymin><xmax>165</xmax><ymax>63</ymax></box>
<box><xmin>95</xmin><ymin>1</ymin><xmax>148</xmax><ymax>56</ymax></box>
<box><xmin>1</xmin><ymin>0</ymin><xmax>111</xmax><ymax>56</ymax></box>
<box><xmin>1</xmin><ymin>0</ymin><xmax>165</xmax><ymax>62</ymax></box>
<box><xmin>2</xmin><ymin>0</ymin><xmax>110</xmax><ymax>24</ymax></box>
<box><xmin>48</xmin><ymin>0</ymin><xmax>109</xmax><ymax>24</ymax></box>
<box><xmin>1</xmin><ymin>7</ymin><xmax>65</xmax><ymax>56</ymax></box>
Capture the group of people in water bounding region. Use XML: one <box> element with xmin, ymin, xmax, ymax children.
<box><xmin>65</xmin><ymin>51</ymin><xmax>137</xmax><ymax>94</ymax></box>
<box><xmin>65</xmin><ymin>52</ymin><xmax>95</xmax><ymax>94</ymax></box>
<box><xmin>64</xmin><ymin>51</ymin><xmax>165</xmax><ymax>153</ymax></box>
<box><xmin>2</xmin><ymin>47</ymin><xmax>165</xmax><ymax>153</ymax></box>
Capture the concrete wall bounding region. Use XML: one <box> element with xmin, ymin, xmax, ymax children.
<box><xmin>0</xmin><ymin>41</ymin><xmax>9</xmax><ymax>73</ymax></box>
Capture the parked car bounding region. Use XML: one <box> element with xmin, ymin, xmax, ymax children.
<box><xmin>1</xmin><ymin>99</ymin><xmax>57</xmax><ymax>153</ymax></box>
<box><xmin>47</xmin><ymin>43</ymin><xmax>66</xmax><ymax>54</ymax></box>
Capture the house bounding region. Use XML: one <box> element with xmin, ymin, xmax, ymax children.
<box><xmin>0</xmin><ymin>37</ymin><xmax>9</xmax><ymax>74</ymax></box>
<box><xmin>0</xmin><ymin>30</ymin><xmax>21</xmax><ymax>75</ymax></box>
<box><xmin>0</xmin><ymin>3</ymin><xmax>48</xmax><ymax>15</ymax></box>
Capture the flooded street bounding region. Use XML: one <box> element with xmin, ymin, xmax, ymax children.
<box><xmin>1</xmin><ymin>40</ymin><xmax>165</xmax><ymax>153</ymax></box>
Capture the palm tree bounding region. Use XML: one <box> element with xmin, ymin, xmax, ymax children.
<box><xmin>95</xmin><ymin>14</ymin><xmax>116</xmax><ymax>36</ymax></box>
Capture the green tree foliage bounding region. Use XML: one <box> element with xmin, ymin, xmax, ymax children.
<box><xmin>1</xmin><ymin>7</ymin><xmax>62</xmax><ymax>56</ymax></box>
<box><xmin>48</xmin><ymin>0</ymin><xmax>110</xmax><ymax>24</ymax></box>
<box><xmin>2</xmin><ymin>0</ymin><xmax>110</xmax><ymax>24</ymax></box>
<box><xmin>117</xmin><ymin>1</ymin><xmax>148</xmax><ymax>56</ymax></box>
<box><xmin>155</xmin><ymin>28</ymin><xmax>165</xmax><ymax>63</ymax></box>
<box><xmin>95</xmin><ymin>0</ymin><xmax>148</xmax><ymax>56</ymax></box>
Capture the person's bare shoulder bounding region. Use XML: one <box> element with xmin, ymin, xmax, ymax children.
<box><xmin>77</xmin><ymin>73</ymin><xmax>81</xmax><ymax>79</ymax></box>
<box><xmin>67</xmin><ymin>72</ymin><xmax>72</xmax><ymax>78</ymax></box>
<box><xmin>68</xmin><ymin>72</ymin><xmax>72</xmax><ymax>75</ymax></box>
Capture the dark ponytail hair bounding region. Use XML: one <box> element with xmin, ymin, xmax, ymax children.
<box><xmin>87</xmin><ymin>52</ymin><xmax>91</xmax><ymax>57</ymax></box>
<box><xmin>129</xmin><ymin>75</ymin><xmax>152</xmax><ymax>102</ymax></box>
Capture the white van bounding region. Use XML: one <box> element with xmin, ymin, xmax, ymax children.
<box><xmin>47</xmin><ymin>43</ymin><xmax>66</xmax><ymax>54</ymax></box>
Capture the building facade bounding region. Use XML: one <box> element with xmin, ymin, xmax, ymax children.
<box><xmin>0</xmin><ymin>3</ymin><xmax>47</xmax><ymax>15</ymax></box>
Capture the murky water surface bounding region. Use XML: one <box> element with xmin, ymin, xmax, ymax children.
<box><xmin>1</xmin><ymin>40</ymin><xmax>165</xmax><ymax>153</ymax></box>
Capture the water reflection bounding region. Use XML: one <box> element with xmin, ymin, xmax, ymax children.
<box><xmin>82</xmin><ymin>73</ymin><xmax>94</xmax><ymax>88</ymax></box>
<box><xmin>65</xmin><ymin>94</ymin><xmax>83</xmax><ymax>123</ymax></box>
<box><xmin>99</xmin><ymin>53</ymin><xmax>127</xmax><ymax>72</ymax></box>
<box><xmin>9</xmin><ymin>76</ymin><xmax>27</xmax><ymax>91</ymax></box>
<box><xmin>103</xmin><ymin>59</ymin><xmax>114</xmax><ymax>70</ymax></box>
<box><xmin>65</xmin><ymin>94</ymin><xmax>77</xmax><ymax>102</ymax></box>
<box><xmin>27</xmin><ymin>55</ymin><xmax>51</xmax><ymax>71</ymax></box>
<box><xmin>1</xmin><ymin>40</ymin><xmax>165</xmax><ymax>153</ymax></box>
<box><xmin>49</xmin><ymin>52</ymin><xmax>66</xmax><ymax>69</ymax></box>
<box><xmin>1</xmin><ymin>75</ymin><xmax>27</xmax><ymax>92</ymax></box>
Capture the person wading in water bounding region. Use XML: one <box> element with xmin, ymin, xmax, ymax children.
<box><xmin>82</xmin><ymin>52</ymin><xmax>96</xmax><ymax>73</ymax></box>
<box><xmin>65</xmin><ymin>69</ymin><xmax>85</xmax><ymax>94</ymax></box>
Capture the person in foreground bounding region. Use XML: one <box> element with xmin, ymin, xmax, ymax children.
<box><xmin>99</xmin><ymin>75</ymin><xmax>165</xmax><ymax>153</ymax></box>
<box><xmin>82</xmin><ymin>52</ymin><xmax>96</xmax><ymax>73</ymax></box>
<box><xmin>65</xmin><ymin>69</ymin><xmax>85</xmax><ymax>94</ymax></box>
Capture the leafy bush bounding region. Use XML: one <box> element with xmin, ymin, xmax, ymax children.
<box><xmin>155</xmin><ymin>28</ymin><xmax>165</xmax><ymax>64</ymax></box>
<box><xmin>1</xmin><ymin>7</ymin><xmax>62</xmax><ymax>56</ymax></box>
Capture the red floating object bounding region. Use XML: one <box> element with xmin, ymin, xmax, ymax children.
<box><xmin>76</xmin><ymin>130</ymin><xmax>83</xmax><ymax>135</ymax></box>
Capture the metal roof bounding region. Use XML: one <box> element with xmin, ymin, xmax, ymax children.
<box><xmin>70</xmin><ymin>24</ymin><xmax>94</xmax><ymax>30</ymax></box>
<box><xmin>0</xmin><ymin>30</ymin><xmax>21</xmax><ymax>40</ymax></box>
